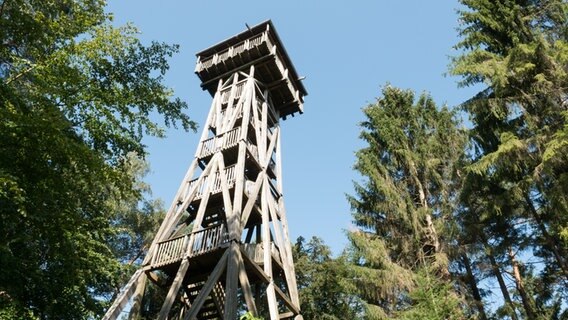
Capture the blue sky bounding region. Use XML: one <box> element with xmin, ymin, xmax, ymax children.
<box><xmin>107</xmin><ymin>1</ymin><xmax>480</xmax><ymax>255</ymax></box>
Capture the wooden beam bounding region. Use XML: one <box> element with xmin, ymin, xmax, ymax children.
<box><xmin>158</xmin><ymin>258</ymin><xmax>190</xmax><ymax>320</ymax></box>
<box><xmin>102</xmin><ymin>269</ymin><xmax>144</xmax><ymax>320</ymax></box>
<box><xmin>231</xmin><ymin>67</ymin><xmax>254</xmax><ymax>241</ymax></box>
<box><xmin>200</xmin><ymin>54</ymin><xmax>272</xmax><ymax>90</ymax></box>
<box><xmin>267</xmin><ymin>190</ymin><xmax>299</xmax><ymax>308</ymax></box>
<box><xmin>274</xmin><ymin>198</ymin><xmax>300</xmax><ymax>306</ymax></box>
<box><xmin>278</xmin><ymin>312</ymin><xmax>294</xmax><ymax>319</ymax></box>
<box><xmin>216</xmin><ymin>154</ymin><xmax>235</xmax><ymax>236</ymax></box>
<box><xmin>183</xmin><ymin>250</ymin><xmax>229</xmax><ymax>320</ymax></box>
<box><xmin>239</xmin><ymin>172</ymin><xmax>265</xmax><ymax>231</ymax></box>
<box><xmin>224</xmin><ymin>242</ymin><xmax>239</xmax><ymax>319</ymax></box>
<box><xmin>239</xmin><ymin>246</ymin><xmax>300</xmax><ymax>315</ymax></box>
<box><xmin>221</xmin><ymin>74</ymin><xmax>239</xmax><ymax>133</ymax></box>
<box><xmin>261</xmin><ymin>182</ymin><xmax>279</xmax><ymax>320</ymax></box>
<box><xmin>237</xmin><ymin>246</ymin><xmax>258</xmax><ymax>316</ymax></box>
<box><xmin>127</xmin><ymin>272</ymin><xmax>147</xmax><ymax>320</ymax></box>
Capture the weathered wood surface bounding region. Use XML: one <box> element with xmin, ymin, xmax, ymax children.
<box><xmin>105</xmin><ymin>22</ymin><xmax>305</xmax><ymax>319</ymax></box>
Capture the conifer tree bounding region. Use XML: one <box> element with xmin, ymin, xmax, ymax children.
<box><xmin>347</xmin><ymin>86</ymin><xmax>468</xmax><ymax>319</ymax></box>
<box><xmin>451</xmin><ymin>0</ymin><xmax>568</xmax><ymax>317</ymax></box>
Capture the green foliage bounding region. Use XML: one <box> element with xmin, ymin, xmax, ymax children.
<box><xmin>347</xmin><ymin>86</ymin><xmax>467</xmax><ymax>318</ymax></box>
<box><xmin>294</xmin><ymin>236</ymin><xmax>363</xmax><ymax>320</ymax></box>
<box><xmin>0</xmin><ymin>0</ymin><xmax>190</xmax><ymax>318</ymax></box>
<box><xmin>240</xmin><ymin>311</ymin><xmax>263</xmax><ymax>320</ymax></box>
<box><xmin>450</xmin><ymin>0</ymin><xmax>568</xmax><ymax>318</ymax></box>
<box><xmin>394</xmin><ymin>269</ymin><xmax>465</xmax><ymax>320</ymax></box>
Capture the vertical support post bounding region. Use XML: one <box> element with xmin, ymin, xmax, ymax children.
<box><xmin>262</xmin><ymin>178</ymin><xmax>279</xmax><ymax>320</ymax></box>
<box><xmin>224</xmin><ymin>242</ymin><xmax>239</xmax><ymax>319</ymax></box>
<box><xmin>231</xmin><ymin>66</ymin><xmax>255</xmax><ymax>241</ymax></box>
<box><xmin>128</xmin><ymin>273</ymin><xmax>147</xmax><ymax>320</ymax></box>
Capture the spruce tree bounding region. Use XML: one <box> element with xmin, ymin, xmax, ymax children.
<box><xmin>451</xmin><ymin>0</ymin><xmax>568</xmax><ymax>317</ymax></box>
<box><xmin>347</xmin><ymin>86</ymin><xmax>467</xmax><ymax>319</ymax></box>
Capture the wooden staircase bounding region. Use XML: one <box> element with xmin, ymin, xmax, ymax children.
<box><xmin>185</xmin><ymin>281</ymin><xmax>225</xmax><ymax>319</ymax></box>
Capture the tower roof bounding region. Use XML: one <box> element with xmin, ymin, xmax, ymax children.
<box><xmin>195</xmin><ymin>20</ymin><xmax>307</xmax><ymax>118</ymax></box>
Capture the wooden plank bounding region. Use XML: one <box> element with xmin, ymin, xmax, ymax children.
<box><xmin>102</xmin><ymin>269</ymin><xmax>144</xmax><ymax>320</ymax></box>
<box><xmin>239</xmin><ymin>246</ymin><xmax>300</xmax><ymax>316</ymax></box>
<box><xmin>275</xmin><ymin>118</ymin><xmax>283</xmax><ymax>192</ymax></box>
<box><xmin>158</xmin><ymin>258</ymin><xmax>190</xmax><ymax>320</ymax></box>
<box><xmin>251</xmin><ymin>88</ymin><xmax>262</xmax><ymax>163</ymax></box>
<box><xmin>260</xmin><ymin>100</ymin><xmax>268</xmax><ymax>165</ymax></box>
<box><xmin>231</xmin><ymin>67</ymin><xmax>254</xmax><ymax>241</ymax></box>
<box><xmin>239</xmin><ymin>172</ymin><xmax>264</xmax><ymax>231</ymax></box>
<box><xmin>267</xmin><ymin>191</ymin><xmax>299</xmax><ymax>308</ymax></box>
<box><xmin>224</xmin><ymin>243</ymin><xmax>239</xmax><ymax>319</ymax></box>
<box><xmin>236</xmin><ymin>246</ymin><xmax>258</xmax><ymax>316</ymax></box>
<box><xmin>214</xmin><ymin>77</ymin><xmax>226</xmax><ymax>131</ymax></box>
<box><xmin>217</xmin><ymin>154</ymin><xmax>237</xmax><ymax>240</ymax></box>
<box><xmin>278</xmin><ymin>312</ymin><xmax>294</xmax><ymax>319</ymax></box>
<box><xmin>184</xmin><ymin>250</ymin><xmax>229</xmax><ymax>320</ymax></box>
<box><xmin>221</xmin><ymin>73</ymin><xmax>239</xmax><ymax>133</ymax></box>
<box><xmin>275</xmin><ymin>198</ymin><xmax>300</xmax><ymax>306</ymax></box>
<box><xmin>127</xmin><ymin>271</ymin><xmax>147</xmax><ymax>320</ymax></box>
<box><xmin>186</xmin><ymin>156</ymin><xmax>220</xmax><ymax>253</ymax></box>
<box><xmin>261</xmin><ymin>182</ymin><xmax>279</xmax><ymax>320</ymax></box>
<box><xmin>263</xmin><ymin>128</ymin><xmax>278</xmax><ymax>169</ymax></box>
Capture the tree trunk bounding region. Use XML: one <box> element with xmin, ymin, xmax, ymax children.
<box><xmin>480</xmin><ymin>234</ymin><xmax>518</xmax><ymax>320</ymax></box>
<box><xmin>462</xmin><ymin>253</ymin><xmax>488</xmax><ymax>320</ymax></box>
<box><xmin>508</xmin><ymin>247</ymin><xmax>537</xmax><ymax>319</ymax></box>
<box><xmin>524</xmin><ymin>193</ymin><xmax>568</xmax><ymax>280</ymax></box>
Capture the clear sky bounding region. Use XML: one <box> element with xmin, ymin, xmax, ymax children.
<box><xmin>107</xmin><ymin>0</ymin><xmax>480</xmax><ymax>255</ymax></box>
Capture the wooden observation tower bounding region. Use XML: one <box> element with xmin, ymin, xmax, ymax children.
<box><xmin>104</xmin><ymin>20</ymin><xmax>307</xmax><ymax>320</ymax></box>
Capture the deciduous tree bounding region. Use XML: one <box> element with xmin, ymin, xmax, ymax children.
<box><xmin>0</xmin><ymin>1</ymin><xmax>194</xmax><ymax>318</ymax></box>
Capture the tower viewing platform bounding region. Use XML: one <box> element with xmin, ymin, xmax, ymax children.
<box><xmin>195</xmin><ymin>20</ymin><xmax>307</xmax><ymax>119</ymax></box>
<box><xmin>104</xmin><ymin>20</ymin><xmax>306</xmax><ymax>320</ymax></box>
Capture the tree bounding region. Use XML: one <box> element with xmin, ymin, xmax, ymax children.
<box><xmin>346</xmin><ymin>86</ymin><xmax>468</xmax><ymax>319</ymax></box>
<box><xmin>451</xmin><ymin>0</ymin><xmax>568</xmax><ymax>317</ymax></box>
<box><xmin>293</xmin><ymin>236</ymin><xmax>362</xmax><ymax>319</ymax></box>
<box><xmin>0</xmin><ymin>1</ymin><xmax>194</xmax><ymax>318</ymax></box>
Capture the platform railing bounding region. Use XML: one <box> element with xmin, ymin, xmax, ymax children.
<box><xmin>220</xmin><ymin>80</ymin><xmax>247</xmax><ymax>104</ymax></box>
<box><xmin>199</xmin><ymin>127</ymin><xmax>241</xmax><ymax>158</ymax></box>
<box><xmin>186</xmin><ymin>165</ymin><xmax>237</xmax><ymax>200</ymax></box>
<box><xmin>152</xmin><ymin>224</ymin><xmax>229</xmax><ymax>267</ymax></box>
<box><xmin>190</xmin><ymin>224</ymin><xmax>229</xmax><ymax>256</ymax></box>
<box><xmin>196</xmin><ymin>32</ymin><xmax>267</xmax><ymax>72</ymax></box>
<box><xmin>152</xmin><ymin>233</ymin><xmax>188</xmax><ymax>267</ymax></box>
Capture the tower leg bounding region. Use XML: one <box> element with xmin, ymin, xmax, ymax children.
<box><xmin>224</xmin><ymin>242</ymin><xmax>239</xmax><ymax>319</ymax></box>
<box><xmin>158</xmin><ymin>258</ymin><xmax>190</xmax><ymax>320</ymax></box>
<box><xmin>128</xmin><ymin>273</ymin><xmax>147</xmax><ymax>320</ymax></box>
